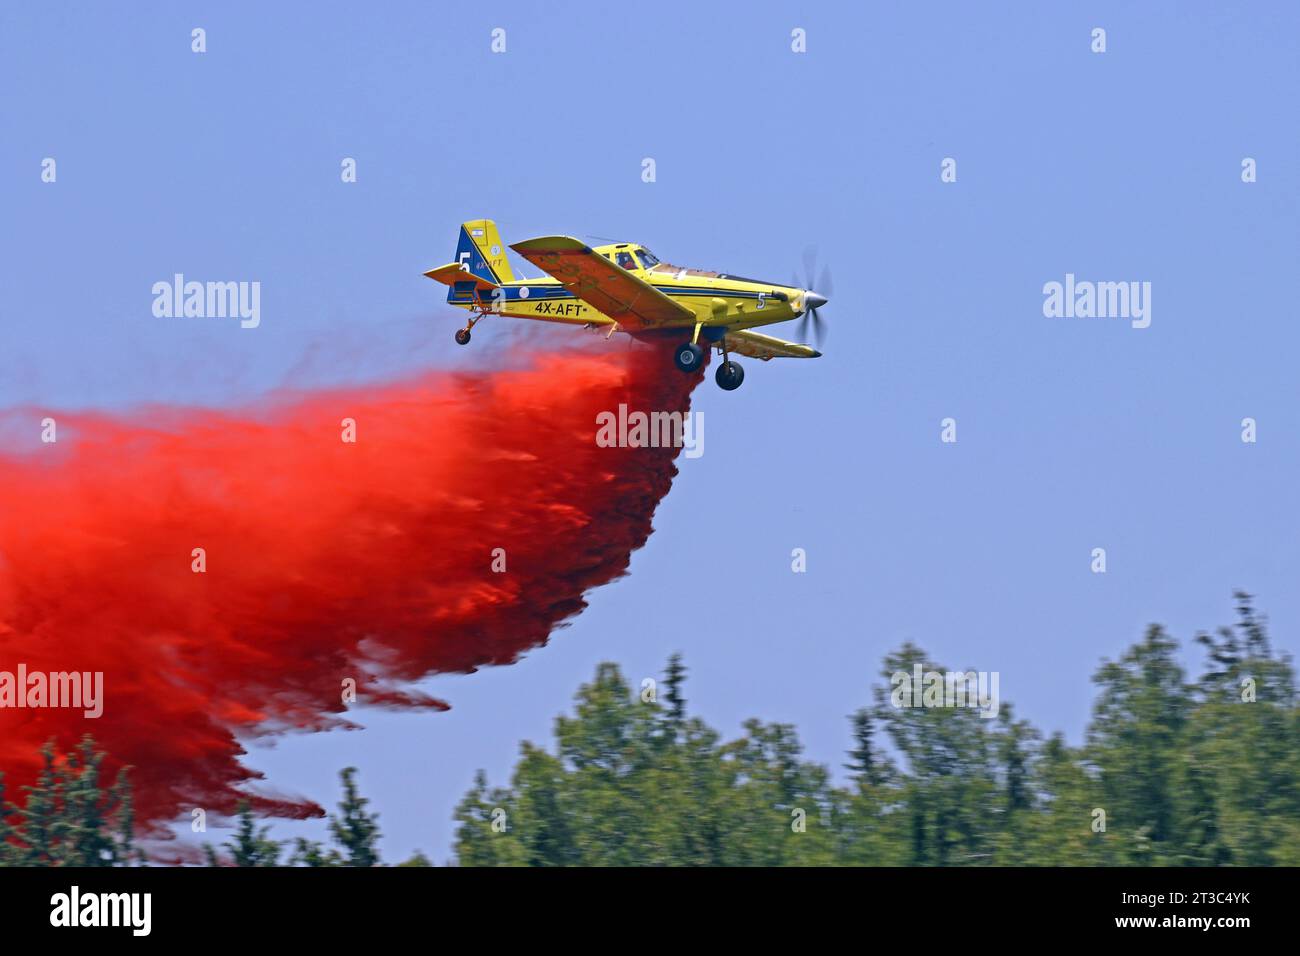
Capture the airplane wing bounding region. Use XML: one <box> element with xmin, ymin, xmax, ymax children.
<box><xmin>510</xmin><ymin>236</ymin><xmax>693</xmax><ymax>331</ymax></box>
<box><xmin>725</xmin><ymin>329</ymin><xmax>822</xmax><ymax>361</ymax></box>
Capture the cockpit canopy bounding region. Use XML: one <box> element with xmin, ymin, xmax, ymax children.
<box><xmin>596</xmin><ymin>244</ymin><xmax>661</xmax><ymax>272</ymax></box>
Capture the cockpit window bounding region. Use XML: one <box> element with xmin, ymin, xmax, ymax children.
<box><xmin>638</xmin><ymin>249</ymin><xmax>660</xmax><ymax>268</ymax></box>
<box><xmin>616</xmin><ymin>251</ymin><xmax>637</xmax><ymax>271</ymax></box>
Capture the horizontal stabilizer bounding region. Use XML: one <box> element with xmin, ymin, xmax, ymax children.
<box><xmin>423</xmin><ymin>263</ymin><xmax>499</xmax><ymax>292</ymax></box>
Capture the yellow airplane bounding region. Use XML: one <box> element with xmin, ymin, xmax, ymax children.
<box><xmin>424</xmin><ymin>219</ymin><xmax>828</xmax><ymax>391</ymax></box>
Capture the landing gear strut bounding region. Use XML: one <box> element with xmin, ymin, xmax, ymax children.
<box><xmin>455</xmin><ymin>308</ymin><xmax>487</xmax><ymax>346</ymax></box>
<box><xmin>714</xmin><ymin>333</ymin><xmax>744</xmax><ymax>390</ymax></box>
<box><xmin>715</xmin><ymin>360</ymin><xmax>744</xmax><ymax>390</ymax></box>
<box><xmin>673</xmin><ymin>326</ymin><xmax>743</xmax><ymax>389</ymax></box>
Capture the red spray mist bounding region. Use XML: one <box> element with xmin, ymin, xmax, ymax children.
<box><xmin>0</xmin><ymin>340</ymin><xmax>701</xmax><ymax>831</ymax></box>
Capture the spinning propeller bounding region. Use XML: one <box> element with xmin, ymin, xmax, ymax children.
<box><xmin>793</xmin><ymin>247</ymin><xmax>833</xmax><ymax>347</ymax></box>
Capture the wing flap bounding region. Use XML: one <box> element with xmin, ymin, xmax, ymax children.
<box><xmin>510</xmin><ymin>236</ymin><xmax>692</xmax><ymax>330</ymax></box>
<box><xmin>726</xmin><ymin>329</ymin><xmax>822</xmax><ymax>361</ymax></box>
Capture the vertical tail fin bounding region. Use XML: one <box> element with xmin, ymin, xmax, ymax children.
<box><xmin>454</xmin><ymin>220</ymin><xmax>515</xmax><ymax>286</ymax></box>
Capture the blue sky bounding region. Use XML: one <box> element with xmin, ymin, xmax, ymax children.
<box><xmin>2</xmin><ymin>1</ymin><xmax>1297</xmax><ymax>862</ymax></box>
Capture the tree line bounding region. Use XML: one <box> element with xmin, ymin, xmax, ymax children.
<box><xmin>453</xmin><ymin>592</ymin><xmax>1299</xmax><ymax>866</ymax></box>
<box><xmin>0</xmin><ymin>749</ymin><xmax>406</xmax><ymax>867</ymax></box>
<box><xmin>2</xmin><ymin>593</ymin><xmax>1295</xmax><ymax>865</ymax></box>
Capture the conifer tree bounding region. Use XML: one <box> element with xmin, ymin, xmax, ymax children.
<box><xmin>220</xmin><ymin>801</ymin><xmax>282</xmax><ymax>866</ymax></box>
<box><xmin>663</xmin><ymin>653</ymin><xmax>687</xmax><ymax>729</ymax></box>
<box><xmin>329</xmin><ymin>767</ymin><xmax>381</xmax><ymax>867</ymax></box>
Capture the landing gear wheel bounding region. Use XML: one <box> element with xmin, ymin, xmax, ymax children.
<box><xmin>674</xmin><ymin>342</ymin><xmax>705</xmax><ymax>372</ymax></box>
<box><xmin>455</xmin><ymin>328</ymin><xmax>472</xmax><ymax>346</ymax></box>
<box><xmin>715</xmin><ymin>360</ymin><xmax>745</xmax><ymax>391</ymax></box>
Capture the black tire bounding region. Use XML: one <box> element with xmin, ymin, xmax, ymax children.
<box><xmin>715</xmin><ymin>360</ymin><xmax>745</xmax><ymax>391</ymax></box>
<box><xmin>455</xmin><ymin>328</ymin><xmax>471</xmax><ymax>346</ymax></box>
<box><xmin>673</xmin><ymin>342</ymin><xmax>705</xmax><ymax>372</ymax></box>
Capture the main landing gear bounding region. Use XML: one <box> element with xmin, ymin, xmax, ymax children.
<box><xmin>715</xmin><ymin>359</ymin><xmax>744</xmax><ymax>391</ymax></box>
<box><xmin>673</xmin><ymin>342</ymin><xmax>704</xmax><ymax>371</ymax></box>
<box><xmin>673</xmin><ymin>332</ymin><xmax>745</xmax><ymax>390</ymax></box>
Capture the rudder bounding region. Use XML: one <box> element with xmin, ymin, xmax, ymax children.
<box><xmin>454</xmin><ymin>220</ymin><xmax>516</xmax><ymax>285</ymax></box>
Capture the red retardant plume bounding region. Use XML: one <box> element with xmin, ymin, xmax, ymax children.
<box><xmin>0</xmin><ymin>340</ymin><xmax>701</xmax><ymax>834</ymax></box>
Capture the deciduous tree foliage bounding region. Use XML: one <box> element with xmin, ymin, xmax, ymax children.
<box><xmin>454</xmin><ymin>594</ymin><xmax>1299</xmax><ymax>866</ymax></box>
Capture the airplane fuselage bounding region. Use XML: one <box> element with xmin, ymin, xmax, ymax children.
<box><xmin>428</xmin><ymin>221</ymin><xmax>827</xmax><ymax>389</ymax></box>
<box><xmin>447</xmin><ymin>242</ymin><xmax>806</xmax><ymax>334</ymax></box>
